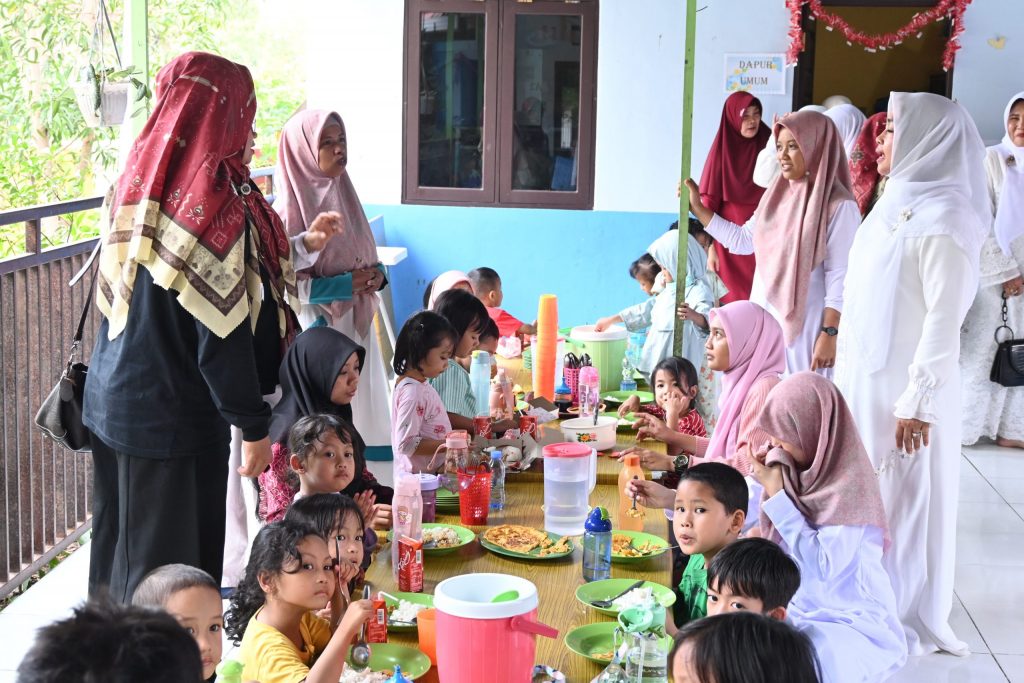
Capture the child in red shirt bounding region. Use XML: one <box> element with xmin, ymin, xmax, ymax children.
<box><xmin>468</xmin><ymin>267</ymin><xmax>537</xmax><ymax>338</ymax></box>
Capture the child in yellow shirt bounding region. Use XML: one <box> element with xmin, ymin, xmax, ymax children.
<box><xmin>225</xmin><ymin>520</ymin><xmax>372</xmax><ymax>683</ymax></box>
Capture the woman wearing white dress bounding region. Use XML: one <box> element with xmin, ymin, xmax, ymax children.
<box><xmin>961</xmin><ymin>92</ymin><xmax>1024</xmax><ymax>449</ymax></box>
<box><xmin>685</xmin><ymin>110</ymin><xmax>859</xmax><ymax>376</ymax></box>
<box><xmin>837</xmin><ymin>92</ymin><xmax>988</xmax><ymax>656</ymax></box>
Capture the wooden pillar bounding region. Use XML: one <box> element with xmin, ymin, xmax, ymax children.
<box><xmin>673</xmin><ymin>0</ymin><xmax>697</xmax><ymax>356</ymax></box>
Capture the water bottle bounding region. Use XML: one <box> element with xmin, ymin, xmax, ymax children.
<box><xmin>583</xmin><ymin>506</ymin><xmax>613</xmax><ymax>582</ymax></box>
<box><xmin>489</xmin><ymin>448</ymin><xmax>506</xmax><ymax>513</ymax></box>
<box><xmin>620</xmin><ymin>355</ymin><xmax>637</xmax><ymax>392</ymax></box>
<box><xmin>579</xmin><ymin>366</ymin><xmax>601</xmax><ymax>419</ymax></box>
<box><xmin>469</xmin><ymin>350</ymin><xmax>491</xmax><ymax>416</ymax></box>
<box><xmin>391</xmin><ymin>472</ymin><xmax>423</xmax><ymax>581</ymax></box>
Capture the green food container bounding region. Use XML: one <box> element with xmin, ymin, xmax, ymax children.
<box><xmin>567</xmin><ymin>325</ymin><xmax>628</xmax><ymax>393</ymax></box>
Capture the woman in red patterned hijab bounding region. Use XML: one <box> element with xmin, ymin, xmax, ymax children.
<box><xmin>97</xmin><ymin>51</ymin><xmax>299</xmax><ymax>347</ymax></box>
<box><xmin>849</xmin><ymin>112</ymin><xmax>888</xmax><ymax>216</ymax></box>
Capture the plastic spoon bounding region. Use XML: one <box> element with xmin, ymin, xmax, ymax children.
<box><xmin>491</xmin><ymin>589</ymin><xmax>519</xmax><ymax>603</ymax></box>
<box><xmin>349</xmin><ymin>585</ymin><xmax>372</xmax><ymax>670</ymax></box>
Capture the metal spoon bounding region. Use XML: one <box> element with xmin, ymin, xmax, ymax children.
<box><xmin>590</xmin><ymin>579</ymin><xmax>646</xmax><ymax>609</ymax></box>
<box><xmin>349</xmin><ymin>585</ymin><xmax>372</xmax><ymax>670</ymax></box>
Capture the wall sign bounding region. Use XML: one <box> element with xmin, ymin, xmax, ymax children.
<box><xmin>724</xmin><ymin>54</ymin><xmax>786</xmax><ymax>95</ymax></box>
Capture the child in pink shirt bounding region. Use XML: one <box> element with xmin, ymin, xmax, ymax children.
<box><xmin>391</xmin><ymin>311</ymin><xmax>457</xmax><ymax>478</ymax></box>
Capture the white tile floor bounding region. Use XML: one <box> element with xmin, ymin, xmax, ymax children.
<box><xmin>0</xmin><ymin>444</ymin><xmax>1021</xmax><ymax>682</ymax></box>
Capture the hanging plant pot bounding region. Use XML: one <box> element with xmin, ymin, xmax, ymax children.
<box><xmin>74</xmin><ymin>64</ymin><xmax>150</xmax><ymax>128</ymax></box>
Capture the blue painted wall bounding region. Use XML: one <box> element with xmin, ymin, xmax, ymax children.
<box><xmin>365</xmin><ymin>203</ymin><xmax>676</xmax><ymax>329</ymax></box>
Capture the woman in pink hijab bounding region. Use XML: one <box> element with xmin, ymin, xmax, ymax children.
<box><xmin>684</xmin><ymin>111</ymin><xmax>859</xmax><ymax>376</ymax></box>
<box><xmin>628</xmin><ymin>301</ymin><xmax>784</xmax><ymax>507</ymax></box>
<box><xmin>274</xmin><ymin>110</ymin><xmax>393</xmax><ymax>467</ymax></box>
<box><xmin>750</xmin><ymin>372</ymin><xmax>906</xmax><ymax>683</ymax></box>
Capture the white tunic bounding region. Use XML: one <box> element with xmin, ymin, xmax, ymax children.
<box><xmin>837</xmin><ymin>235</ymin><xmax>975</xmax><ymax>656</ymax></box>
<box><xmin>960</xmin><ymin>148</ymin><xmax>1024</xmax><ymax>444</ymax></box>
<box><xmin>763</xmin><ymin>492</ymin><xmax>907</xmax><ymax>683</ymax></box>
<box><xmin>705</xmin><ymin>199</ymin><xmax>860</xmax><ymax>376</ymax></box>
<box><xmin>619</xmin><ymin>279</ymin><xmax>713</xmax><ymax>379</ymax></box>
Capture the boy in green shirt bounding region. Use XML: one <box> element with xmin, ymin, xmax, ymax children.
<box><xmin>668</xmin><ymin>462</ymin><xmax>747</xmax><ymax>632</ymax></box>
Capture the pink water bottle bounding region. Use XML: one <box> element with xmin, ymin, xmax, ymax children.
<box><xmin>578</xmin><ymin>366</ymin><xmax>601</xmax><ymax>418</ymax></box>
<box><xmin>391</xmin><ymin>473</ymin><xmax>423</xmax><ymax>581</ymax></box>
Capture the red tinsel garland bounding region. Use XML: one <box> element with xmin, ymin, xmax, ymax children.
<box><xmin>786</xmin><ymin>0</ymin><xmax>973</xmax><ymax>71</ymax></box>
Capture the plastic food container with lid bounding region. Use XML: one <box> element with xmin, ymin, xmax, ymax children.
<box><xmin>434</xmin><ymin>573</ymin><xmax>558</xmax><ymax>682</ymax></box>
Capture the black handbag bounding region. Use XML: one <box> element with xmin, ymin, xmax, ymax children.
<box><xmin>990</xmin><ymin>293</ymin><xmax>1024</xmax><ymax>388</ymax></box>
<box><xmin>34</xmin><ymin>257</ymin><xmax>97</xmax><ymax>452</ymax></box>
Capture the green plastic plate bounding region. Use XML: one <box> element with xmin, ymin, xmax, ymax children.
<box><xmin>565</xmin><ymin>622</ymin><xmax>672</xmax><ymax>664</ymax></box>
<box><xmin>479</xmin><ymin>529</ymin><xmax>575</xmax><ymax>560</ymax></box>
<box><xmin>386</xmin><ymin>523</ymin><xmax>475</xmax><ymax>554</ymax></box>
<box><xmin>381</xmin><ymin>591</ymin><xmax>434</xmax><ymax>633</ymax></box>
<box><xmin>610</xmin><ymin>529</ymin><xmax>670</xmax><ymax>564</ymax></box>
<box><xmin>601</xmin><ymin>391</ymin><xmax>655</xmax><ymax>405</ymax></box>
<box><xmin>574</xmin><ymin>579</ymin><xmax>677</xmax><ymax>616</ymax></box>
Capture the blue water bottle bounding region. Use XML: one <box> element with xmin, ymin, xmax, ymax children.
<box><xmin>583</xmin><ymin>506</ymin><xmax>613</xmax><ymax>582</ymax></box>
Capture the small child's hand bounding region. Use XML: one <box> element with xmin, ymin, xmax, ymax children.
<box><xmin>626</xmin><ymin>478</ymin><xmax>674</xmax><ymax>510</ymax></box>
<box><xmin>663</xmin><ymin>389</ymin><xmax>688</xmax><ymax>417</ymax></box>
<box><xmin>594</xmin><ymin>316</ymin><xmax>616</xmax><ymax>332</ymax></box>
<box><xmin>334</xmin><ymin>560</ymin><xmax>360</xmax><ymax>601</ymax></box>
<box><xmin>618</xmin><ymin>395</ymin><xmax>641</xmax><ymax>416</ymax></box>
<box><xmin>368</xmin><ymin>503</ymin><xmax>392</xmax><ymax>531</ymax></box>
<box><xmin>353</xmin><ymin>490</ymin><xmax>377</xmax><ymax>525</ymax></box>
<box><xmin>339</xmin><ymin>599</ymin><xmax>374</xmax><ymax>632</ymax></box>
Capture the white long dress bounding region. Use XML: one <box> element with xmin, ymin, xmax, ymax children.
<box><xmin>705</xmin><ymin>199</ymin><xmax>860</xmax><ymax>376</ymax></box>
<box><xmin>837</xmin><ymin>235</ymin><xmax>976</xmax><ymax>656</ymax></box>
<box><xmin>763</xmin><ymin>492</ymin><xmax>907</xmax><ymax>683</ymax></box>
<box><xmin>960</xmin><ymin>149</ymin><xmax>1024</xmax><ymax>444</ymax></box>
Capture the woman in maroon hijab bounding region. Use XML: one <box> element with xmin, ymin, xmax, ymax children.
<box><xmin>699</xmin><ymin>92</ymin><xmax>771</xmax><ymax>302</ymax></box>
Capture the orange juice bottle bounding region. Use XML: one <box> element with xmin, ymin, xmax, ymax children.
<box><xmin>617</xmin><ymin>453</ymin><xmax>646</xmax><ymax>531</ymax></box>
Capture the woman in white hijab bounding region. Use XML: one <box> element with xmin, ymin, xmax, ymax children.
<box><xmin>837</xmin><ymin>92</ymin><xmax>988</xmax><ymax>656</ymax></box>
<box><xmin>825</xmin><ymin>103</ymin><xmax>867</xmax><ymax>157</ymax></box>
<box><xmin>961</xmin><ymin>92</ymin><xmax>1024</xmax><ymax>449</ymax></box>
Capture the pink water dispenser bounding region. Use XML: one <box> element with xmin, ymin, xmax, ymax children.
<box><xmin>434</xmin><ymin>573</ymin><xmax>558</xmax><ymax>682</ymax></box>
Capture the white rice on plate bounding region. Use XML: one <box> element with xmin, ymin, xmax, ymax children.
<box><xmin>338</xmin><ymin>666</ymin><xmax>389</xmax><ymax>682</ymax></box>
<box><xmin>389</xmin><ymin>599</ymin><xmax>426</xmax><ymax>623</ymax></box>
<box><xmin>422</xmin><ymin>526</ymin><xmax>460</xmax><ymax>548</ymax></box>
<box><xmin>611</xmin><ymin>586</ymin><xmax>656</xmax><ymax>610</ymax></box>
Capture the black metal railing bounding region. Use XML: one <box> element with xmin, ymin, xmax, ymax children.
<box><xmin>0</xmin><ymin>166</ymin><xmax>277</xmax><ymax>600</ymax></box>
<box><xmin>0</xmin><ymin>198</ymin><xmax>102</xmax><ymax>599</ymax></box>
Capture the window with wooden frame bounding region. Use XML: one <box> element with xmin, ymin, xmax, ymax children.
<box><xmin>403</xmin><ymin>0</ymin><xmax>598</xmax><ymax>209</ymax></box>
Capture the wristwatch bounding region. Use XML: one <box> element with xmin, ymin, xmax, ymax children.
<box><xmin>820</xmin><ymin>326</ymin><xmax>839</xmax><ymax>337</ymax></box>
<box><xmin>673</xmin><ymin>453</ymin><xmax>690</xmax><ymax>472</ymax></box>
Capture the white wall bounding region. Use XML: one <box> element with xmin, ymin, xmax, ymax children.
<box><xmin>305</xmin><ymin>0</ymin><xmax>405</xmax><ymax>205</ymax></box>
<box><xmin>952</xmin><ymin>0</ymin><xmax>1024</xmax><ymax>145</ymax></box>
<box><xmin>303</xmin><ymin>0</ymin><xmax>794</xmax><ymax>213</ymax></box>
<box><xmin>594</xmin><ymin>0</ymin><xmax>793</xmax><ymax>213</ymax></box>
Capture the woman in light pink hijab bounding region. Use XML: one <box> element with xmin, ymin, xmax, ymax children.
<box><xmin>628</xmin><ymin>301</ymin><xmax>784</xmax><ymax>507</ymax></box>
<box><xmin>685</xmin><ymin>111</ymin><xmax>859</xmax><ymax>377</ymax></box>
<box><xmin>274</xmin><ymin>110</ymin><xmax>393</xmax><ymax>468</ymax></box>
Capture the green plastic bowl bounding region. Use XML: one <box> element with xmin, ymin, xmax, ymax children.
<box><xmin>386</xmin><ymin>523</ymin><xmax>475</xmax><ymax>555</ymax></box>
<box><xmin>564</xmin><ymin>622</ymin><xmax>673</xmax><ymax>664</ymax></box>
<box><xmin>346</xmin><ymin>642</ymin><xmax>431</xmax><ymax>679</ymax></box>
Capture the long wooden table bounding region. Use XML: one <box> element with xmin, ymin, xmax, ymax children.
<box><xmin>364</xmin><ymin>479</ymin><xmax>671</xmax><ymax>681</ymax></box>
